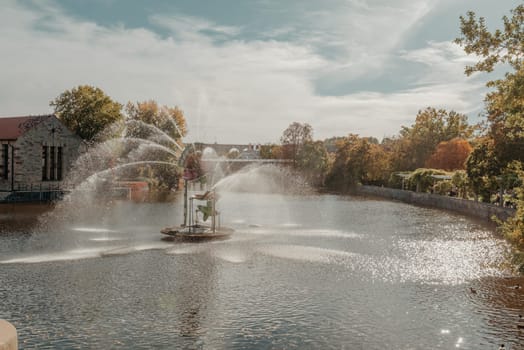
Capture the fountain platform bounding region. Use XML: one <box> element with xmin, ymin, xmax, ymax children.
<box><xmin>161</xmin><ymin>224</ymin><xmax>234</xmax><ymax>241</ymax></box>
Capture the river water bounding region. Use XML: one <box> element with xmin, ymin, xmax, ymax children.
<box><xmin>0</xmin><ymin>193</ymin><xmax>523</xmax><ymax>349</ymax></box>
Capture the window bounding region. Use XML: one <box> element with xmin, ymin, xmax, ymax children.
<box><xmin>57</xmin><ymin>147</ymin><xmax>63</xmax><ymax>181</ymax></box>
<box><xmin>50</xmin><ymin>146</ymin><xmax>56</xmax><ymax>181</ymax></box>
<box><xmin>42</xmin><ymin>146</ymin><xmax>63</xmax><ymax>181</ymax></box>
<box><xmin>42</xmin><ymin>146</ymin><xmax>48</xmax><ymax>181</ymax></box>
<box><xmin>1</xmin><ymin>144</ymin><xmax>8</xmax><ymax>180</ymax></box>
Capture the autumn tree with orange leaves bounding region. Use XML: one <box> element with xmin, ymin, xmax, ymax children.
<box><xmin>425</xmin><ymin>138</ymin><xmax>473</xmax><ymax>171</ymax></box>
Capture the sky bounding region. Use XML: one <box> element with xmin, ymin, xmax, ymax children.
<box><xmin>0</xmin><ymin>0</ymin><xmax>520</xmax><ymax>144</ymax></box>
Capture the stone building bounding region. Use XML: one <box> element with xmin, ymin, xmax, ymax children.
<box><xmin>0</xmin><ymin>115</ymin><xmax>84</xmax><ymax>201</ymax></box>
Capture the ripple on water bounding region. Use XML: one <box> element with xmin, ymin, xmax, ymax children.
<box><xmin>256</xmin><ymin>244</ymin><xmax>357</xmax><ymax>264</ymax></box>
<box><xmin>0</xmin><ymin>247</ymin><xmax>104</xmax><ymax>264</ymax></box>
<box><xmin>1</xmin><ymin>194</ymin><xmax>522</xmax><ymax>349</ymax></box>
<box><xmin>71</xmin><ymin>227</ymin><xmax>119</xmax><ymax>233</ymax></box>
<box><xmin>393</xmin><ymin>239</ymin><xmax>511</xmax><ymax>284</ymax></box>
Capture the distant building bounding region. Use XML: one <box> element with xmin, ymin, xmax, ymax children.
<box><xmin>0</xmin><ymin>115</ymin><xmax>84</xmax><ymax>201</ymax></box>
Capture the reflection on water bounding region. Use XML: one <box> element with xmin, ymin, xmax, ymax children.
<box><xmin>0</xmin><ymin>193</ymin><xmax>523</xmax><ymax>349</ymax></box>
<box><xmin>0</xmin><ymin>203</ymin><xmax>54</xmax><ymax>233</ymax></box>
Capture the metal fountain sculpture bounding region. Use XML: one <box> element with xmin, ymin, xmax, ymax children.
<box><xmin>161</xmin><ymin>146</ymin><xmax>234</xmax><ymax>240</ymax></box>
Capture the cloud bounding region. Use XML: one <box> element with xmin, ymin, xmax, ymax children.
<box><xmin>151</xmin><ymin>14</ymin><xmax>242</xmax><ymax>41</ymax></box>
<box><xmin>0</xmin><ymin>0</ymin><xmax>488</xmax><ymax>144</ymax></box>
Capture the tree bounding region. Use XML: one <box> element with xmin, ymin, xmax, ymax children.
<box><xmin>123</xmin><ymin>101</ymin><xmax>188</xmax><ymax>191</ymax></box>
<box><xmin>364</xmin><ymin>142</ymin><xmax>391</xmax><ymax>185</ymax></box>
<box><xmin>455</xmin><ymin>5</ymin><xmax>523</xmax><ymax>75</ymax></box>
<box><xmin>280</xmin><ymin>122</ymin><xmax>313</xmax><ymax>166</ymax></box>
<box><xmin>425</xmin><ymin>138</ymin><xmax>473</xmax><ymax>171</ymax></box>
<box><xmin>498</xmin><ymin>162</ymin><xmax>524</xmax><ymax>250</ymax></box>
<box><xmin>457</xmin><ymin>4</ymin><xmax>524</xmax><ymax>205</ymax></box>
<box><xmin>125</xmin><ymin>100</ymin><xmax>187</xmax><ymax>144</ymax></box>
<box><xmin>325</xmin><ymin>134</ymin><xmax>391</xmax><ymax>191</ymax></box>
<box><xmin>259</xmin><ymin>144</ymin><xmax>283</xmax><ymax>159</ymax></box>
<box><xmin>50</xmin><ymin>85</ymin><xmax>123</xmax><ymax>141</ymax></box>
<box><xmin>456</xmin><ymin>5</ymin><xmax>524</xmax><ymax>167</ymax></box>
<box><xmin>296</xmin><ymin>141</ymin><xmax>329</xmax><ymax>186</ymax></box>
<box><xmin>396</xmin><ymin>107</ymin><xmax>473</xmax><ymax>170</ymax></box>
<box><xmin>484</xmin><ymin>67</ymin><xmax>524</xmax><ymax>165</ymax></box>
<box><xmin>451</xmin><ymin>170</ymin><xmax>470</xmax><ymax>199</ymax></box>
<box><xmin>465</xmin><ymin>138</ymin><xmax>500</xmax><ymax>202</ymax></box>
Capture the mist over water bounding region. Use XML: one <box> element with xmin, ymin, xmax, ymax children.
<box><xmin>213</xmin><ymin>164</ymin><xmax>313</xmax><ymax>195</ymax></box>
<box><xmin>1</xmin><ymin>166</ymin><xmax>523</xmax><ymax>349</ymax></box>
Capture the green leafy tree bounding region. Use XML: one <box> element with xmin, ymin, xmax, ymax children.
<box><xmin>484</xmin><ymin>67</ymin><xmax>524</xmax><ymax>165</ymax></box>
<box><xmin>456</xmin><ymin>5</ymin><xmax>524</xmax><ymax>166</ymax></box>
<box><xmin>50</xmin><ymin>85</ymin><xmax>123</xmax><ymax>141</ymax></box>
<box><xmin>455</xmin><ymin>5</ymin><xmax>523</xmax><ymax>75</ymax></box>
<box><xmin>498</xmin><ymin>162</ymin><xmax>524</xmax><ymax>250</ymax></box>
<box><xmin>296</xmin><ymin>141</ymin><xmax>329</xmax><ymax>186</ymax></box>
<box><xmin>465</xmin><ymin>138</ymin><xmax>500</xmax><ymax>202</ymax></box>
<box><xmin>457</xmin><ymin>4</ymin><xmax>524</xmax><ymax>205</ymax></box>
<box><xmin>451</xmin><ymin>170</ymin><xmax>470</xmax><ymax>199</ymax></box>
<box><xmin>325</xmin><ymin>136</ymin><xmax>353</xmax><ymax>191</ymax></box>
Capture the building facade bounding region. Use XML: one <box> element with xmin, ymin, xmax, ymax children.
<box><xmin>0</xmin><ymin>115</ymin><xmax>84</xmax><ymax>200</ymax></box>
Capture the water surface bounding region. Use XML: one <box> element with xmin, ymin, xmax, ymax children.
<box><xmin>1</xmin><ymin>193</ymin><xmax>523</xmax><ymax>349</ymax></box>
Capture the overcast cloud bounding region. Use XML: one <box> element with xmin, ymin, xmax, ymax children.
<box><xmin>0</xmin><ymin>0</ymin><xmax>519</xmax><ymax>143</ymax></box>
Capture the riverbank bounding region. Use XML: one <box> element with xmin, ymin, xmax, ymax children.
<box><xmin>352</xmin><ymin>185</ymin><xmax>524</xmax><ymax>273</ymax></box>
<box><xmin>353</xmin><ymin>185</ymin><xmax>515</xmax><ymax>222</ymax></box>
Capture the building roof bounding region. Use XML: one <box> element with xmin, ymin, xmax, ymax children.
<box><xmin>0</xmin><ymin>115</ymin><xmax>53</xmax><ymax>140</ymax></box>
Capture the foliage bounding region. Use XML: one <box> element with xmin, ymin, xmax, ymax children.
<box><xmin>466</xmin><ymin>138</ymin><xmax>501</xmax><ymax>202</ymax></box>
<box><xmin>259</xmin><ymin>144</ymin><xmax>283</xmax><ymax>159</ymax></box>
<box><xmin>324</xmin><ymin>136</ymin><xmax>347</xmax><ymax>153</ymax></box>
<box><xmin>362</xmin><ymin>142</ymin><xmax>391</xmax><ymax>185</ymax></box>
<box><xmin>484</xmin><ymin>66</ymin><xmax>524</xmax><ymax>166</ymax></box>
<box><xmin>456</xmin><ymin>4</ymin><xmax>524</xmax><ymax>168</ymax></box>
<box><xmin>499</xmin><ymin>163</ymin><xmax>524</xmax><ymax>249</ymax></box>
<box><xmin>390</xmin><ymin>107</ymin><xmax>473</xmax><ymax>171</ymax></box>
<box><xmin>456</xmin><ymin>5</ymin><xmax>524</xmax><ymax>255</ymax></box>
<box><xmin>280</xmin><ymin>122</ymin><xmax>313</xmax><ymax>165</ymax></box>
<box><xmin>451</xmin><ymin>170</ymin><xmax>470</xmax><ymax>199</ymax></box>
<box><xmin>122</xmin><ymin>100</ymin><xmax>188</xmax><ymax>191</ymax></box>
<box><xmin>455</xmin><ymin>5</ymin><xmax>523</xmax><ymax>75</ymax></box>
<box><xmin>433</xmin><ymin>180</ymin><xmax>453</xmax><ymax>196</ymax></box>
<box><xmin>388</xmin><ymin>172</ymin><xmax>409</xmax><ymax>189</ymax></box>
<box><xmin>325</xmin><ymin>135</ymin><xmax>391</xmax><ymax>191</ymax></box>
<box><xmin>406</xmin><ymin>168</ymin><xmax>450</xmax><ymax>193</ymax></box>
<box><xmin>125</xmin><ymin>100</ymin><xmax>187</xmax><ymax>143</ymax></box>
<box><xmin>425</xmin><ymin>138</ymin><xmax>473</xmax><ymax>170</ymax></box>
<box><xmin>50</xmin><ymin>85</ymin><xmax>124</xmax><ymax>141</ymax></box>
<box><xmin>296</xmin><ymin>141</ymin><xmax>329</xmax><ymax>186</ymax></box>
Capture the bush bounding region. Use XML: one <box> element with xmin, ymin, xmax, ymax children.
<box><xmin>433</xmin><ymin>180</ymin><xmax>453</xmax><ymax>195</ymax></box>
<box><xmin>407</xmin><ymin>168</ymin><xmax>451</xmax><ymax>192</ymax></box>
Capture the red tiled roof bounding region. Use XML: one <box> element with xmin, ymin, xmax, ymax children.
<box><xmin>0</xmin><ymin>115</ymin><xmax>53</xmax><ymax>140</ymax></box>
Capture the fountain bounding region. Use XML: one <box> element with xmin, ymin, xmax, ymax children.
<box><xmin>160</xmin><ymin>147</ymin><xmax>235</xmax><ymax>240</ymax></box>
<box><xmin>40</xmin><ymin>114</ymin><xmax>239</xmax><ymax>241</ymax></box>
